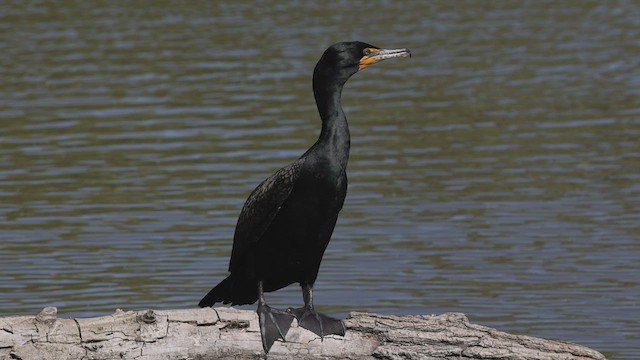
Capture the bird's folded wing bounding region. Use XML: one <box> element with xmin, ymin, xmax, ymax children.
<box><xmin>228</xmin><ymin>158</ymin><xmax>305</xmax><ymax>272</ymax></box>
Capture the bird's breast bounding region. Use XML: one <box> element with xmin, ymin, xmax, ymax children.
<box><xmin>298</xmin><ymin>169</ymin><xmax>346</xmax><ymax>202</ymax></box>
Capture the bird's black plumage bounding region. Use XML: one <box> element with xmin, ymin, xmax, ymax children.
<box><xmin>199</xmin><ymin>41</ymin><xmax>410</xmax><ymax>353</ymax></box>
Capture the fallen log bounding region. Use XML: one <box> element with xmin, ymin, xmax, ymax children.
<box><xmin>0</xmin><ymin>306</ymin><xmax>606</xmax><ymax>360</ymax></box>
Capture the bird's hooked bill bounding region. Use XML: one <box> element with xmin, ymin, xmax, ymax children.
<box><xmin>359</xmin><ymin>47</ymin><xmax>411</xmax><ymax>70</ymax></box>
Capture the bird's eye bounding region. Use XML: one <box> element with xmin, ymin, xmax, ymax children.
<box><xmin>363</xmin><ymin>48</ymin><xmax>372</xmax><ymax>56</ymax></box>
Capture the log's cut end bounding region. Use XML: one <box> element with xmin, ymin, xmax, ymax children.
<box><xmin>0</xmin><ymin>307</ymin><xmax>606</xmax><ymax>360</ymax></box>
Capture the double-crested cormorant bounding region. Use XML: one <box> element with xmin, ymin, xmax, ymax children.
<box><xmin>199</xmin><ymin>41</ymin><xmax>410</xmax><ymax>353</ymax></box>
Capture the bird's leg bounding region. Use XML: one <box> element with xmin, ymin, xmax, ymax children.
<box><xmin>287</xmin><ymin>283</ymin><xmax>346</xmax><ymax>338</ymax></box>
<box><xmin>256</xmin><ymin>281</ymin><xmax>294</xmax><ymax>353</ymax></box>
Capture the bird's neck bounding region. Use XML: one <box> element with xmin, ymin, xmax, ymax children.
<box><xmin>313</xmin><ymin>81</ymin><xmax>351</xmax><ymax>170</ymax></box>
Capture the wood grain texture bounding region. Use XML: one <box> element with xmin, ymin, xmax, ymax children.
<box><xmin>0</xmin><ymin>307</ymin><xmax>606</xmax><ymax>360</ymax></box>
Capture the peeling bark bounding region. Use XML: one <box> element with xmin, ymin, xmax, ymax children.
<box><xmin>0</xmin><ymin>307</ymin><xmax>606</xmax><ymax>360</ymax></box>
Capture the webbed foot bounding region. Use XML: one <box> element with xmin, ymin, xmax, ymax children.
<box><xmin>287</xmin><ymin>306</ymin><xmax>346</xmax><ymax>338</ymax></box>
<box><xmin>257</xmin><ymin>302</ymin><xmax>295</xmax><ymax>353</ymax></box>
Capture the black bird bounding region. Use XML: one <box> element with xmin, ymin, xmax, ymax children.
<box><xmin>199</xmin><ymin>41</ymin><xmax>410</xmax><ymax>353</ymax></box>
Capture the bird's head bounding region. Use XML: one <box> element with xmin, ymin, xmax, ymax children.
<box><xmin>317</xmin><ymin>41</ymin><xmax>411</xmax><ymax>79</ymax></box>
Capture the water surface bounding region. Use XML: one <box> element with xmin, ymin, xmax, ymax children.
<box><xmin>1</xmin><ymin>1</ymin><xmax>639</xmax><ymax>358</ymax></box>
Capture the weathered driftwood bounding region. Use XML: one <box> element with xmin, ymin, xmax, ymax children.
<box><xmin>0</xmin><ymin>306</ymin><xmax>606</xmax><ymax>360</ymax></box>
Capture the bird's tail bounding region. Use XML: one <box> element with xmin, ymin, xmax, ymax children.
<box><xmin>198</xmin><ymin>275</ymin><xmax>258</xmax><ymax>307</ymax></box>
